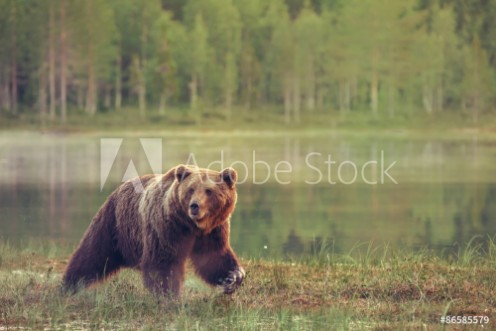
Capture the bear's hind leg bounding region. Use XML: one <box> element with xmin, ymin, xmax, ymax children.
<box><xmin>63</xmin><ymin>241</ymin><xmax>124</xmax><ymax>292</ymax></box>
<box><xmin>63</xmin><ymin>199</ymin><xmax>124</xmax><ymax>292</ymax></box>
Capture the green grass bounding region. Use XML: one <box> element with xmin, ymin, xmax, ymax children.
<box><xmin>3</xmin><ymin>105</ymin><xmax>496</xmax><ymax>136</ymax></box>
<box><xmin>0</xmin><ymin>239</ymin><xmax>495</xmax><ymax>330</ymax></box>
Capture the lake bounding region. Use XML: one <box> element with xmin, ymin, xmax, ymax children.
<box><xmin>1</xmin><ymin>131</ymin><xmax>495</xmax><ymax>258</ymax></box>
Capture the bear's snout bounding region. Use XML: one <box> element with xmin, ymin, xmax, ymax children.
<box><xmin>189</xmin><ymin>201</ymin><xmax>200</xmax><ymax>216</ymax></box>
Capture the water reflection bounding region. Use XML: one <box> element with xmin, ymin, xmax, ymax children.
<box><xmin>0</xmin><ymin>132</ymin><xmax>495</xmax><ymax>258</ymax></box>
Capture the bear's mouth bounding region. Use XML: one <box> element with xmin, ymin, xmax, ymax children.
<box><xmin>190</xmin><ymin>213</ymin><xmax>212</xmax><ymax>229</ymax></box>
<box><xmin>188</xmin><ymin>212</ymin><xmax>205</xmax><ymax>223</ymax></box>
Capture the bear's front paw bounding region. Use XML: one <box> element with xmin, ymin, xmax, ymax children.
<box><xmin>220</xmin><ymin>267</ymin><xmax>245</xmax><ymax>294</ymax></box>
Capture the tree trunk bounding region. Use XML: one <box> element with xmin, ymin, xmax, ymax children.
<box><xmin>49</xmin><ymin>3</ymin><xmax>56</xmax><ymax>119</ymax></box>
<box><xmin>292</xmin><ymin>77</ymin><xmax>301</xmax><ymax>124</ymax></box>
<box><xmin>338</xmin><ymin>81</ymin><xmax>344</xmax><ymax>112</ymax></box>
<box><xmin>115</xmin><ymin>49</ymin><xmax>122</xmax><ymax>110</ymax></box>
<box><xmin>241</xmin><ymin>48</ymin><xmax>253</xmax><ymax>112</ymax></box>
<box><xmin>472</xmin><ymin>94</ymin><xmax>479</xmax><ymax>124</ymax></box>
<box><xmin>388</xmin><ymin>83</ymin><xmax>395</xmax><ymax>118</ymax></box>
<box><xmin>2</xmin><ymin>68</ymin><xmax>11</xmax><ymax>111</ymax></box>
<box><xmin>159</xmin><ymin>90</ymin><xmax>166</xmax><ymax>115</ymax></box>
<box><xmin>339</xmin><ymin>80</ymin><xmax>347</xmax><ymax>112</ymax></box>
<box><xmin>224</xmin><ymin>53</ymin><xmax>234</xmax><ymax>122</ymax></box>
<box><xmin>245</xmin><ymin>73</ymin><xmax>252</xmax><ymax>111</ymax></box>
<box><xmin>345</xmin><ymin>81</ymin><xmax>351</xmax><ymax>111</ymax></box>
<box><xmin>306</xmin><ymin>60</ymin><xmax>315</xmax><ymax>112</ymax></box>
<box><xmin>189</xmin><ymin>74</ymin><xmax>200</xmax><ymax>124</ymax></box>
<box><xmin>76</xmin><ymin>81</ymin><xmax>83</xmax><ymax>110</ymax></box>
<box><xmin>370</xmin><ymin>69</ymin><xmax>378</xmax><ymax>116</ymax></box>
<box><xmin>86</xmin><ymin>56</ymin><xmax>97</xmax><ymax>115</ymax></box>
<box><xmin>189</xmin><ymin>74</ymin><xmax>201</xmax><ymax>123</ymax></box>
<box><xmin>10</xmin><ymin>4</ymin><xmax>17</xmax><ymax>114</ymax></box>
<box><xmin>38</xmin><ymin>61</ymin><xmax>48</xmax><ymax>118</ymax></box>
<box><xmin>316</xmin><ymin>87</ymin><xmax>324</xmax><ymax>110</ymax></box>
<box><xmin>339</xmin><ymin>80</ymin><xmax>351</xmax><ymax>112</ymax></box>
<box><xmin>283</xmin><ymin>75</ymin><xmax>292</xmax><ymax>125</ymax></box>
<box><xmin>139</xmin><ymin>16</ymin><xmax>148</xmax><ymax>117</ymax></box>
<box><xmin>422</xmin><ymin>86</ymin><xmax>433</xmax><ymax>114</ymax></box>
<box><xmin>351</xmin><ymin>76</ymin><xmax>358</xmax><ymax>108</ymax></box>
<box><xmin>104</xmin><ymin>86</ymin><xmax>111</xmax><ymax>109</ymax></box>
<box><xmin>306</xmin><ymin>93</ymin><xmax>315</xmax><ymax>112</ymax></box>
<box><xmin>138</xmin><ymin>65</ymin><xmax>146</xmax><ymax>117</ymax></box>
<box><xmin>225</xmin><ymin>86</ymin><xmax>232</xmax><ymax>121</ymax></box>
<box><xmin>11</xmin><ymin>50</ymin><xmax>17</xmax><ymax>114</ymax></box>
<box><xmin>59</xmin><ymin>0</ymin><xmax>67</xmax><ymax>123</ymax></box>
<box><xmin>189</xmin><ymin>74</ymin><xmax>197</xmax><ymax>112</ymax></box>
<box><xmin>436</xmin><ymin>86</ymin><xmax>443</xmax><ymax>112</ymax></box>
<box><xmin>0</xmin><ymin>67</ymin><xmax>3</xmax><ymax>111</ymax></box>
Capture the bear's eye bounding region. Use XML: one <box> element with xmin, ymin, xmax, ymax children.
<box><xmin>205</xmin><ymin>189</ymin><xmax>212</xmax><ymax>196</ymax></box>
<box><xmin>188</xmin><ymin>188</ymin><xmax>194</xmax><ymax>195</ymax></box>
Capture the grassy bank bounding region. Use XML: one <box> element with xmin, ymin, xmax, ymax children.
<box><xmin>2</xmin><ymin>106</ymin><xmax>496</xmax><ymax>135</ymax></box>
<box><xmin>0</xmin><ymin>240</ymin><xmax>495</xmax><ymax>330</ymax></box>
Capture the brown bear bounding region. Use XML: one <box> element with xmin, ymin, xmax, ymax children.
<box><xmin>63</xmin><ymin>164</ymin><xmax>245</xmax><ymax>296</ymax></box>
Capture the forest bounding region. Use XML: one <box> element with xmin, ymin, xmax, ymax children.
<box><xmin>0</xmin><ymin>0</ymin><xmax>495</xmax><ymax>125</ymax></box>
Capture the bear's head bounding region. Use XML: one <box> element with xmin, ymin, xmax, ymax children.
<box><xmin>174</xmin><ymin>165</ymin><xmax>237</xmax><ymax>233</ymax></box>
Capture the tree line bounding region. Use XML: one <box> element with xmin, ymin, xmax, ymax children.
<box><xmin>0</xmin><ymin>0</ymin><xmax>495</xmax><ymax>124</ymax></box>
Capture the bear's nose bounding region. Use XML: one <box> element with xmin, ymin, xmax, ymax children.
<box><xmin>190</xmin><ymin>202</ymin><xmax>200</xmax><ymax>215</ymax></box>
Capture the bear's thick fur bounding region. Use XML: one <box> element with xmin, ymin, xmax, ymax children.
<box><xmin>63</xmin><ymin>165</ymin><xmax>245</xmax><ymax>296</ymax></box>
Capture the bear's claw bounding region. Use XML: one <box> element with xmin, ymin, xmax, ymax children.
<box><xmin>221</xmin><ymin>267</ymin><xmax>245</xmax><ymax>294</ymax></box>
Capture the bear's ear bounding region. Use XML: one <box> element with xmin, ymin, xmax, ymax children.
<box><xmin>175</xmin><ymin>164</ymin><xmax>192</xmax><ymax>182</ymax></box>
<box><xmin>221</xmin><ymin>167</ymin><xmax>237</xmax><ymax>188</ymax></box>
